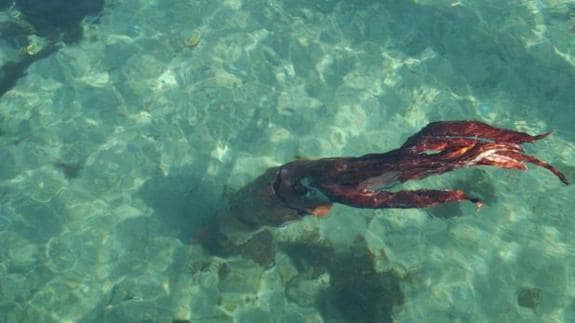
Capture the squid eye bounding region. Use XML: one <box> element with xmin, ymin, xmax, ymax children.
<box><xmin>293</xmin><ymin>183</ymin><xmax>308</xmax><ymax>196</ymax></box>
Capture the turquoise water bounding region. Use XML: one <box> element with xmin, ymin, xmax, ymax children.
<box><xmin>1</xmin><ymin>0</ymin><xmax>574</xmax><ymax>322</ymax></box>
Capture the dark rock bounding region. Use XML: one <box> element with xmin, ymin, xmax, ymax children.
<box><xmin>283</xmin><ymin>235</ymin><xmax>404</xmax><ymax>322</ymax></box>
<box><xmin>517</xmin><ymin>287</ymin><xmax>541</xmax><ymax>309</ymax></box>
<box><xmin>322</xmin><ymin>238</ymin><xmax>404</xmax><ymax>323</ymax></box>
<box><xmin>238</xmin><ymin>230</ymin><xmax>275</xmax><ymax>268</ymax></box>
<box><xmin>0</xmin><ymin>43</ymin><xmax>58</xmax><ymax>98</ymax></box>
<box><xmin>428</xmin><ymin>169</ymin><xmax>497</xmax><ymax>219</ymax></box>
<box><xmin>281</xmin><ymin>237</ymin><xmax>334</xmax><ymax>277</ymax></box>
<box><xmin>217</xmin><ymin>262</ymin><xmax>231</xmax><ymax>280</ymax></box>
<box><xmin>53</xmin><ymin>160</ymin><xmax>84</xmax><ymax>179</ymax></box>
<box><xmin>0</xmin><ymin>0</ymin><xmax>12</xmax><ymax>10</ymax></box>
<box><xmin>15</xmin><ymin>0</ymin><xmax>105</xmax><ymax>43</ymax></box>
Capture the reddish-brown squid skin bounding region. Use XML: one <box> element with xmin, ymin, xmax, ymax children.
<box><xmin>194</xmin><ymin>120</ymin><xmax>568</xmax><ymax>255</ymax></box>
<box><xmin>272</xmin><ymin>120</ymin><xmax>569</xmax><ymax>217</ymax></box>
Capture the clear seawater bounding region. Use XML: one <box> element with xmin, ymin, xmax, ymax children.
<box><xmin>0</xmin><ymin>0</ymin><xmax>574</xmax><ymax>322</ymax></box>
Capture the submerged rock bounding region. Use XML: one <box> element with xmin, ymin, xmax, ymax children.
<box><xmin>517</xmin><ymin>287</ymin><xmax>541</xmax><ymax>309</ymax></box>
<box><xmin>0</xmin><ymin>42</ymin><xmax>58</xmax><ymax>97</ymax></box>
<box><xmin>238</xmin><ymin>230</ymin><xmax>276</xmax><ymax>268</ymax></box>
<box><xmin>0</xmin><ymin>0</ymin><xmax>106</xmax><ymax>98</ymax></box>
<box><xmin>282</xmin><ymin>235</ymin><xmax>404</xmax><ymax>322</ymax></box>
<box><xmin>322</xmin><ymin>238</ymin><xmax>404</xmax><ymax>323</ymax></box>
<box><xmin>15</xmin><ymin>0</ymin><xmax>105</xmax><ymax>43</ymax></box>
<box><xmin>0</xmin><ymin>0</ymin><xmax>12</xmax><ymax>10</ymax></box>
